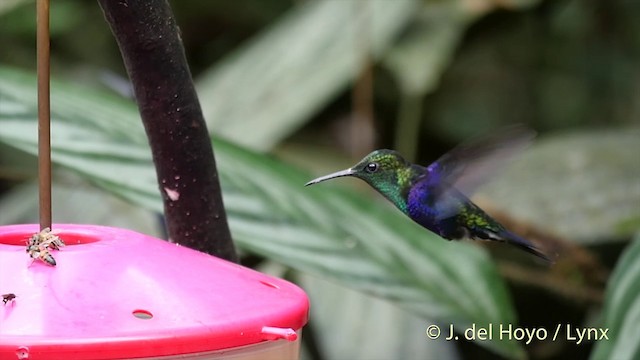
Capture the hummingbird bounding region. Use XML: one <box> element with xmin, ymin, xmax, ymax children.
<box><xmin>305</xmin><ymin>126</ymin><xmax>551</xmax><ymax>262</ymax></box>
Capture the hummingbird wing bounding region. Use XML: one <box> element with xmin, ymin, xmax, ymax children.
<box><xmin>417</xmin><ymin>125</ymin><xmax>535</xmax><ymax>221</ymax></box>
<box><xmin>406</xmin><ymin>168</ymin><xmax>466</xmax><ymax>223</ymax></box>
<box><xmin>426</xmin><ymin>125</ymin><xmax>536</xmax><ymax>198</ymax></box>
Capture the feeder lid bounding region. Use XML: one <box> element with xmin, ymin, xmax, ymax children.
<box><xmin>0</xmin><ymin>224</ymin><xmax>309</xmax><ymax>359</ymax></box>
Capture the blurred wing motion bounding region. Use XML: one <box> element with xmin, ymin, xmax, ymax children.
<box><xmin>418</xmin><ymin>125</ymin><xmax>535</xmax><ymax>222</ymax></box>
<box><xmin>426</xmin><ymin>125</ymin><xmax>536</xmax><ymax>198</ymax></box>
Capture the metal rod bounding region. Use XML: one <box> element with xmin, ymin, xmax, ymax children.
<box><xmin>37</xmin><ymin>0</ymin><xmax>51</xmax><ymax>231</ymax></box>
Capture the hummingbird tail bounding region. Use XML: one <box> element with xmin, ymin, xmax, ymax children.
<box><xmin>498</xmin><ymin>230</ymin><xmax>552</xmax><ymax>264</ymax></box>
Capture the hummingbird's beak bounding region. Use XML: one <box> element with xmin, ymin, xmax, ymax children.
<box><xmin>305</xmin><ymin>168</ymin><xmax>355</xmax><ymax>186</ymax></box>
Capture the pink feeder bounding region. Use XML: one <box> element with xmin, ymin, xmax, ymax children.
<box><xmin>0</xmin><ymin>224</ymin><xmax>309</xmax><ymax>359</ymax></box>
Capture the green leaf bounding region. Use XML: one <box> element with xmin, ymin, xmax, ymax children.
<box><xmin>383</xmin><ymin>0</ymin><xmax>548</xmax><ymax>98</ymax></box>
<box><xmin>0</xmin><ymin>178</ymin><xmax>161</xmax><ymax>237</ymax></box>
<box><xmin>383</xmin><ymin>4</ymin><xmax>464</xmax><ymax>97</ymax></box>
<box><xmin>0</xmin><ymin>0</ymin><xmax>83</xmax><ymax>35</ymax></box>
<box><xmin>383</xmin><ymin>4</ymin><xmax>464</xmax><ymax>161</ymax></box>
<box><xmin>591</xmin><ymin>233</ymin><xmax>640</xmax><ymax>360</ymax></box>
<box><xmin>480</xmin><ymin>128</ymin><xmax>640</xmax><ymax>244</ymax></box>
<box><xmin>299</xmin><ymin>273</ymin><xmax>459</xmax><ymax>360</ymax></box>
<box><xmin>196</xmin><ymin>0</ymin><xmax>418</xmax><ymax>151</ymax></box>
<box><xmin>0</xmin><ymin>0</ymin><xmax>29</xmax><ymax>16</ymax></box>
<box><xmin>0</xmin><ymin>66</ymin><xmax>523</xmax><ymax>359</ymax></box>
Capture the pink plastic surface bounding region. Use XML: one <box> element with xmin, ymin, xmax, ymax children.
<box><xmin>0</xmin><ymin>224</ymin><xmax>309</xmax><ymax>359</ymax></box>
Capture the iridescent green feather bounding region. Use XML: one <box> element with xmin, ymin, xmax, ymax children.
<box><xmin>361</xmin><ymin>152</ymin><xmax>420</xmax><ymax>214</ymax></box>
<box><xmin>458</xmin><ymin>204</ymin><xmax>504</xmax><ymax>234</ymax></box>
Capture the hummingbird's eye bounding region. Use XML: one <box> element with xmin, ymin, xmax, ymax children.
<box><xmin>365</xmin><ymin>162</ymin><xmax>379</xmax><ymax>173</ymax></box>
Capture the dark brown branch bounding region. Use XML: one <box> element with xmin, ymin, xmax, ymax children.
<box><xmin>98</xmin><ymin>0</ymin><xmax>237</xmax><ymax>262</ymax></box>
<box><xmin>499</xmin><ymin>263</ymin><xmax>604</xmax><ymax>307</ymax></box>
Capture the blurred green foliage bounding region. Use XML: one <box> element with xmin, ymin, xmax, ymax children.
<box><xmin>0</xmin><ymin>1</ymin><xmax>639</xmax><ymax>359</ymax></box>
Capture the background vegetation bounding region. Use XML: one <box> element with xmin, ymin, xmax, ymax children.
<box><xmin>0</xmin><ymin>1</ymin><xmax>638</xmax><ymax>359</ymax></box>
